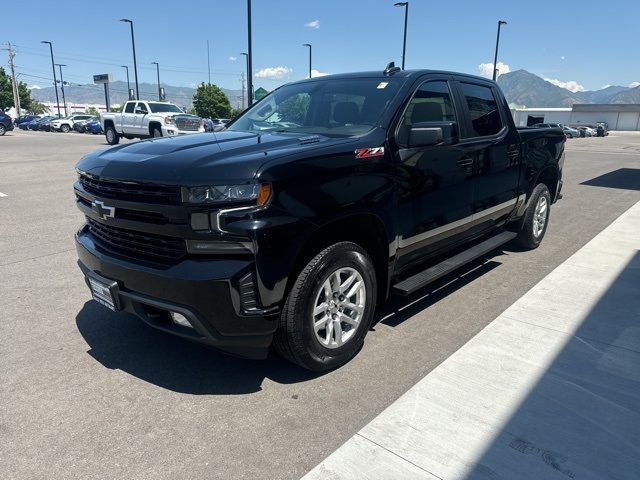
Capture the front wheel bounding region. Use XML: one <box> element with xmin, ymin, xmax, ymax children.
<box><xmin>273</xmin><ymin>242</ymin><xmax>377</xmax><ymax>371</ymax></box>
<box><xmin>60</xmin><ymin>124</ymin><xmax>70</xmax><ymax>133</ymax></box>
<box><xmin>515</xmin><ymin>184</ymin><xmax>551</xmax><ymax>249</ymax></box>
<box><xmin>0</xmin><ymin>124</ymin><xmax>6</xmax><ymax>136</ymax></box>
<box><xmin>152</xmin><ymin>126</ymin><xmax>162</xmax><ymax>138</ymax></box>
<box><xmin>105</xmin><ymin>125</ymin><xmax>120</xmax><ymax>145</ymax></box>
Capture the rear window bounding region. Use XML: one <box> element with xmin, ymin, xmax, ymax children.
<box><xmin>459</xmin><ymin>83</ymin><xmax>503</xmax><ymax>137</ymax></box>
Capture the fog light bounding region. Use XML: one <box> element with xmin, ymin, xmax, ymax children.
<box><xmin>170</xmin><ymin>312</ymin><xmax>192</xmax><ymax>328</ymax></box>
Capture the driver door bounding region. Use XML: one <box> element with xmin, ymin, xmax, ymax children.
<box><xmin>134</xmin><ymin>102</ymin><xmax>149</xmax><ymax>135</ymax></box>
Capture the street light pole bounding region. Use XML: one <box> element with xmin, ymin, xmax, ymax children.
<box><xmin>246</xmin><ymin>0</ymin><xmax>253</xmax><ymax>106</ymax></box>
<box><xmin>41</xmin><ymin>41</ymin><xmax>61</xmax><ymax>117</ymax></box>
<box><xmin>121</xmin><ymin>65</ymin><xmax>131</xmax><ymax>98</ymax></box>
<box><xmin>394</xmin><ymin>2</ymin><xmax>409</xmax><ymax>70</ymax></box>
<box><xmin>303</xmin><ymin>44</ymin><xmax>312</xmax><ymax>78</ymax></box>
<box><xmin>492</xmin><ymin>20</ymin><xmax>507</xmax><ymax>81</ymax></box>
<box><xmin>55</xmin><ymin>64</ymin><xmax>67</xmax><ymax>116</ymax></box>
<box><xmin>151</xmin><ymin>62</ymin><xmax>161</xmax><ymax>101</ymax></box>
<box><xmin>120</xmin><ymin>19</ymin><xmax>139</xmax><ymax>100</ymax></box>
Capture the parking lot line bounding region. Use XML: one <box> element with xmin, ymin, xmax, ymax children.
<box><xmin>303</xmin><ymin>200</ymin><xmax>640</xmax><ymax>480</ymax></box>
<box><xmin>0</xmin><ymin>192</ymin><xmax>7</xmax><ymax>197</ymax></box>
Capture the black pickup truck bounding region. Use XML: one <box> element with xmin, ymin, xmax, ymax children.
<box><xmin>74</xmin><ymin>65</ymin><xmax>564</xmax><ymax>371</ymax></box>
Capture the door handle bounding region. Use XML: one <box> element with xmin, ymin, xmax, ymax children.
<box><xmin>456</xmin><ymin>158</ymin><xmax>474</xmax><ymax>167</ymax></box>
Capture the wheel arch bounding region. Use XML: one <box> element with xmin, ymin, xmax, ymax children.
<box><xmin>286</xmin><ymin>213</ymin><xmax>391</xmax><ymax>305</ymax></box>
<box><xmin>536</xmin><ymin>165</ymin><xmax>559</xmax><ymax>202</ymax></box>
<box><xmin>149</xmin><ymin>122</ymin><xmax>162</xmax><ymax>136</ymax></box>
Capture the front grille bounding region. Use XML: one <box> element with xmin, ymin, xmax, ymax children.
<box><xmin>77</xmin><ymin>196</ymin><xmax>168</xmax><ymax>224</ymax></box>
<box><xmin>87</xmin><ymin>218</ymin><xmax>186</xmax><ymax>262</ymax></box>
<box><xmin>174</xmin><ymin>116</ymin><xmax>201</xmax><ymax>132</ymax></box>
<box><xmin>80</xmin><ymin>174</ymin><xmax>181</xmax><ymax>205</ymax></box>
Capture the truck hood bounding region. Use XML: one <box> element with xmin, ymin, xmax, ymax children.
<box><xmin>77</xmin><ymin>131</ymin><xmax>350</xmax><ymax>185</ymax></box>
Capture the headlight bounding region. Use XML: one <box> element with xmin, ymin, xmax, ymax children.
<box><xmin>164</xmin><ymin>116</ymin><xmax>175</xmax><ymax>124</ymax></box>
<box><xmin>183</xmin><ymin>183</ymin><xmax>272</xmax><ymax>206</ymax></box>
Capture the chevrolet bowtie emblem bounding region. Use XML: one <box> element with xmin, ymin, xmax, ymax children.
<box><xmin>92</xmin><ymin>200</ymin><xmax>115</xmax><ymax>220</ymax></box>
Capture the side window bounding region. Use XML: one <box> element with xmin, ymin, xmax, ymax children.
<box><xmin>459</xmin><ymin>83</ymin><xmax>503</xmax><ymax>137</ymax></box>
<box><xmin>398</xmin><ymin>80</ymin><xmax>455</xmax><ymax>146</ymax></box>
<box><xmin>124</xmin><ymin>102</ymin><xmax>135</xmax><ymax>113</ymax></box>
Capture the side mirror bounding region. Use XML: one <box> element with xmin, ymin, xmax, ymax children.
<box><xmin>135</xmin><ymin>108</ymin><xmax>147</xmax><ymax>115</ymax></box>
<box><xmin>408</xmin><ymin>121</ymin><xmax>458</xmax><ymax>148</ymax></box>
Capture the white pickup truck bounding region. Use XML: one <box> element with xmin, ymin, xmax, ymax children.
<box><xmin>101</xmin><ymin>100</ymin><xmax>204</xmax><ymax>145</ymax></box>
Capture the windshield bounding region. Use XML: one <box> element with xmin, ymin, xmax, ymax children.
<box><xmin>148</xmin><ymin>103</ymin><xmax>183</xmax><ymax>113</ymax></box>
<box><xmin>228</xmin><ymin>78</ymin><xmax>402</xmax><ymax>137</ymax></box>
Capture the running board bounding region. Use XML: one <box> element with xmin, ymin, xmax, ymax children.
<box><xmin>392</xmin><ymin>230</ymin><xmax>517</xmax><ymax>296</ymax></box>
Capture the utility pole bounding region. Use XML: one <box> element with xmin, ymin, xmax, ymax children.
<box><xmin>4</xmin><ymin>42</ymin><xmax>21</xmax><ymax>116</ymax></box>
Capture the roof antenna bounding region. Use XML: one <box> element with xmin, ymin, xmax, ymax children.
<box><xmin>384</xmin><ymin>61</ymin><xmax>401</xmax><ymax>75</ymax></box>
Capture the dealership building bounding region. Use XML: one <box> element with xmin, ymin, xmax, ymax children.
<box><xmin>513</xmin><ymin>104</ymin><xmax>640</xmax><ymax>131</ymax></box>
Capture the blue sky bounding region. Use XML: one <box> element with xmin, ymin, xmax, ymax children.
<box><xmin>2</xmin><ymin>0</ymin><xmax>639</xmax><ymax>94</ymax></box>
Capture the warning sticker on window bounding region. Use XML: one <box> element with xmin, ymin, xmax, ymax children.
<box><xmin>377</xmin><ymin>82</ymin><xmax>389</xmax><ymax>89</ymax></box>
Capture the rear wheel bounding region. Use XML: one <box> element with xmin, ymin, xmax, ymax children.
<box><xmin>273</xmin><ymin>242</ymin><xmax>376</xmax><ymax>371</ymax></box>
<box><xmin>60</xmin><ymin>124</ymin><xmax>70</xmax><ymax>133</ymax></box>
<box><xmin>515</xmin><ymin>184</ymin><xmax>551</xmax><ymax>249</ymax></box>
<box><xmin>0</xmin><ymin>124</ymin><xmax>6</xmax><ymax>136</ymax></box>
<box><xmin>105</xmin><ymin>125</ymin><xmax>120</xmax><ymax>145</ymax></box>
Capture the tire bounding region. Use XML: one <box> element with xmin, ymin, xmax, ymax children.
<box><xmin>0</xmin><ymin>124</ymin><xmax>5</xmax><ymax>136</ymax></box>
<box><xmin>60</xmin><ymin>124</ymin><xmax>70</xmax><ymax>133</ymax></box>
<box><xmin>105</xmin><ymin>125</ymin><xmax>120</xmax><ymax>145</ymax></box>
<box><xmin>515</xmin><ymin>184</ymin><xmax>551</xmax><ymax>249</ymax></box>
<box><xmin>273</xmin><ymin>241</ymin><xmax>377</xmax><ymax>371</ymax></box>
<box><xmin>151</xmin><ymin>126</ymin><xmax>162</xmax><ymax>138</ymax></box>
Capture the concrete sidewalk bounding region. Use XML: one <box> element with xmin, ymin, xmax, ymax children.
<box><xmin>303</xmin><ymin>201</ymin><xmax>640</xmax><ymax>480</ymax></box>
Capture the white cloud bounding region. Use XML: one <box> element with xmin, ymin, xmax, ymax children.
<box><xmin>305</xmin><ymin>19</ymin><xmax>320</xmax><ymax>29</ymax></box>
<box><xmin>29</xmin><ymin>85</ymin><xmax>41</xmax><ymax>89</ymax></box>
<box><xmin>255</xmin><ymin>66</ymin><xmax>292</xmax><ymax>80</ymax></box>
<box><xmin>311</xmin><ymin>69</ymin><xmax>330</xmax><ymax>78</ymax></box>
<box><xmin>630</xmin><ymin>81</ymin><xmax>640</xmax><ymax>88</ymax></box>
<box><xmin>543</xmin><ymin>77</ymin><xmax>585</xmax><ymax>93</ymax></box>
<box><xmin>478</xmin><ymin>62</ymin><xmax>510</xmax><ymax>78</ymax></box>
<box><xmin>229</xmin><ymin>56</ymin><xmax>237</xmax><ymax>62</ymax></box>
<box><xmin>560</xmin><ymin>56</ymin><xmax>565</xmax><ymax>60</ymax></box>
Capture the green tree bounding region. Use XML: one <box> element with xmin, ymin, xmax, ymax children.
<box><xmin>26</xmin><ymin>99</ymin><xmax>47</xmax><ymax>115</ymax></box>
<box><xmin>0</xmin><ymin>67</ymin><xmax>38</xmax><ymax>113</ymax></box>
<box><xmin>192</xmin><ymin>83</ymin><xmax>231</xmax><ymax>119</ymax></box>
<box><xmin>230</xmin><ymin>107</ymin><xmax>244</xmax><ymax>119</ymax></box>
<box><xmin>277</xmin><ymin>93</ymin><xmax>310</xmax><ymax>124</ymax></box>
<box><xmin>86</xmin><ymin>106</ymin><xmax>100</xmax><ymax>116</ymax></box>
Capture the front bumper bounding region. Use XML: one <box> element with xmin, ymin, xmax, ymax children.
<box><xmin>161</xmin><ymin>125</ymin><xmax>205</xmax><ymax>136</ymax></box>
<box><xmin>75</xmin><ymin>225</ymin><xmax>279</xmax><ymax>359</ymax></box>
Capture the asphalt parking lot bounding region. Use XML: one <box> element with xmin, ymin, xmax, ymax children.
<box><xmin>1</xmin><ymin>129</ymin><xmax>639</xmax><ymax>480</ymax></box>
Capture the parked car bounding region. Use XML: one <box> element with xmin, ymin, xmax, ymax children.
<box><xmin>74</xmin><ymin>117</ymin><xmax>98</xmax><ymax>133</ymax></box>
<box><xmin>577</xmin><ymin>126</ymin><xmax>596</xmax><ymax>137</ymax></box>
<box><xmin>38</xmin><ymin>117</ymin><xmax>57</xmax><ymax>132</ymax></box>
<box><xmin>14</xmin><ymin>114</ymin><xmax>40</xmax><ymax>125</ymax></box>
<box><xmin>532</xmin><ymin>122</ymin><xmax>563</xmax><ymax>129</ymax></box>
<box><xmin>562</xmin><ymin>126</ymin><xmax>580</xmax><ymax>138</ymax></box>
<box><xmin>212</xmin><ymin>118</ymin><xmax>230</xmax><ymax>131</ymax></box>
<box><xmin>596</xmin><ymin>124</ymin><xmax>609</xmax><ymax>137</ymax></box>
<box><xmin>85</xmin><ymin>119</ymin><xmax>103</xmax><ymax>135</ymax></box>
<box><xmin>0</xmin><ymin>111</ymin><xmax>14</xmax><ymax>136</ymax></box>
<box><xmin>28</xmin><ymin>116</ymin><xmax>56</xmax><ymax>131</ymax></box>
<box><xmin>101</xmin><ymin>100</ymin><xmax>204</xmax><ymax>144</ymax></box>
<box><xmin>51</xmin><ymin>114</ymin><xmax>95</xmax><ymax>133</ymax></box>
<box><xmin>75</xmin><ymin>66</ymin><xmax>565</xmax><ymax>370</ymax></box>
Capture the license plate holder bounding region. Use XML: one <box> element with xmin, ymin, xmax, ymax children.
<box><xmin>87</xmin><ymin>273</ymin><xmax>121</xmax><ymax>312</ymax></box>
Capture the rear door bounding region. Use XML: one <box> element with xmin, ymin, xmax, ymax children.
<box><xmin>393</xmin><ymin>77</ymin><xmax>476</xmax><ymax>270</ymax></box>
<box><xmin>133</xmin><ymin>102</ymin><xmax>149</xmax><ymax>135</ymax></box>
<box><xmin>452</xmin><ymin>79</ymin><xmax>521</xmax><ymax>231</ymax></box>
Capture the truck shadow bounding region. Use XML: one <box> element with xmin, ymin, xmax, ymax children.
<box><xmin>76</xmin><ymin>253</ymin><xmax>506</xmax><ymax>395</ymax></box>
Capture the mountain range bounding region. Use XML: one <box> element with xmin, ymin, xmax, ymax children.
<box><xmin>30</xmin><ymin>81</ymin><xmax>243</xmax><ymax>110</ymax></box>
<box><xmin>497</xmin><ymin>69</ymin><xmax>640</xmax><ymax>107</ymax></box>
<box><xmin>30</xmin><ymin>70</ymin><xmax>640</xmax><ymax>110</ymax></box>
